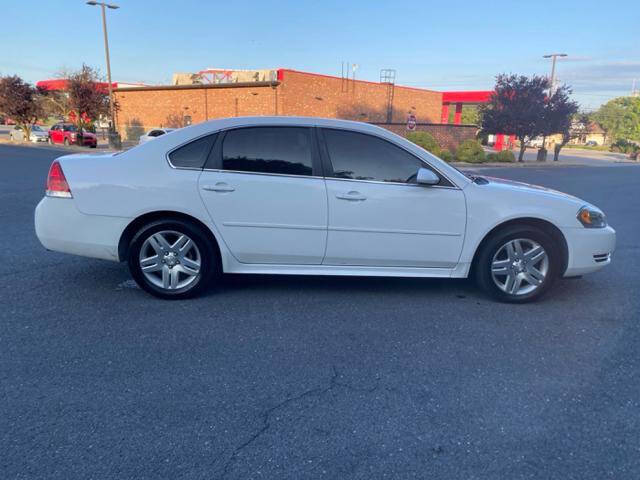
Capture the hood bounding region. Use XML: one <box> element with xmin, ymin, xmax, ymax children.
<box><xmin>481</xmin><ymin>176</ymin><xmax>583</xmax><ymax>204</ymax></box>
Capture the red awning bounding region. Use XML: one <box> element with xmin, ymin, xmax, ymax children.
<box><xmin>36</xmin><ymin>79</ymin><xmax>116</xmax><ymax>93</ymax></box>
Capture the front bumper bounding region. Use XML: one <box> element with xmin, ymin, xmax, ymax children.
<box><xmin>35</xmin><ymin>196</ymin><xmax>130</xmax><ymax>262</ymax></box>
<box><xmin>561</xmin><ymin>225</ymin><xmax>616</xmax><ymax>277</ymax></box>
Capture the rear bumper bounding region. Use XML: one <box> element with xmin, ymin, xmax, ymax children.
<box><xmin>35</xmin><ymin>197</ymin><xmax>130</xmax><ymax>262</ymax></box>
<box><xmin>561</xmin><ymin>225</ymin><xmax>616</xmax><ymax>277</ymax></box>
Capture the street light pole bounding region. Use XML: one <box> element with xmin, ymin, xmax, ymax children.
<box><xmin>87</xmin><ymin>1</ymin><xmax>119</xmax><ymax>133</ymax></box>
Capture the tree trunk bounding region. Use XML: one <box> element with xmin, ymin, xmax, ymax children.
<box><xmin>553</xmin><ymin>143</ymin><xmax>565</xmax><ymax>162</ymax></box>
<box><xmin>518</xmin><ymin>140</ymin><xmax>526</xmax><ymax>162</ymax></box>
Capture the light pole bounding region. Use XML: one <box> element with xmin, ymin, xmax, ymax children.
<box><xmin>543</xmin><ymin>53</ymin><xmax>567</xmax><ymax>95</ymax></box>
<box><xmin>87</xmin><ymin>1</ymin><xmax>119</xmax><ymax>136</ymax></box>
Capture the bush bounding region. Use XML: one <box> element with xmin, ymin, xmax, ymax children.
<box><xmin>486</xmin><ymin>152</ymin><xmax>498</xmax><ymax>162</ymax></box>
<box><xmin>495</xmin><ymin>150</ymin><xmax>515</xmax><ymax>162</ymax></box>
<box><xmin>455</xmin><ymin>139</ymin><xmax>485</xmax><ymax>163</ymax></box>
<box><xmin>610</xmin><ymin>139</ymin><xmax>640</xmax><ymax>154</ymax></box>
<box><xmin>439</xmin><ymin>150</ymin><xmax>454</xmax><ymax>163</ymax></box>
<box><xmin>406</xmin><ymin>131</ymin><xmax>441</xmax><ymax>157</ymax></box>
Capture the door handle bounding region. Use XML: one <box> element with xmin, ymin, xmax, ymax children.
<box><xmin>336</xmin><ymin>191</ymin><xmax>366</xmax><ymax>201</ymax></box>
<box><xmin>202</xmin><ymin>183</ymin><xmax>235</xmax><ymax>193</ymax></box>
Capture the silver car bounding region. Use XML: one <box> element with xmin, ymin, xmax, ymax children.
<box><xmin>9</xmin><ymin>125</ymin><xmax>48</xmax><ymax>142</ymax></box>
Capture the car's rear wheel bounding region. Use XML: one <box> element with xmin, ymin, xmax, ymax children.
<box><xmin>128</xmin><ymin>219</ymin><xmax>218</xmax><ymax>299</ymax></box>
<box><xmin>474</xmin><ymin>225</ymin><xmax>561</xmax><ymax>303</ymax></box>
<box><xmin>64</xmin><ymin>138</ymin><xmax>69</xmax><ymax>146</ymax></box>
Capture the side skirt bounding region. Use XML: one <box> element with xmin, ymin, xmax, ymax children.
<box><xmin>224</xmin><ymin>262</ymin><xmax>467</xmax><ymax>279</ymax></box>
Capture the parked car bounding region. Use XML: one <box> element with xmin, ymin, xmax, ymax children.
<box><xmin>9</xmin><ymin>125</ymin><xmax>25</xmax><ymax>141</ymax></box>
<box><xmin>528</xmin><ymin>137</ymin><xmax>544</xmax><ymax>148</ymax></box>
<box><xmin>48</xmin><ymin>123</ymin><xmax>97</xmax><ymax>148</ymax></box>
<box><xmin>8</xmin><ymin>125</ymin><xmax>47</xmax><ymax>142</ymax></box>
<box><xmin>585</xmin><ymin>140</ymin><xmax>598</xmax><ymax>147</ymax></box>
<box><xmin>29</xmin><ymin>125</ymin><xmax>49</xmax><ymax>143</ymax></box>
<box><xmin>138</xmin><ymin>128</ymin><xmax>176</xmax><ymax>144</ymax></box>
<box><xmin>35</xmin><ymin>117</ymin><xmax>616</xmax><ymax>302</ymax></box>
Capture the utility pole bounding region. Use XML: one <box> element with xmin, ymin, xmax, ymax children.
<box><xmin>543</xmin><ymin>53</ymin><xmax>567</xmax><ymax>95</ymax></box>
<box><xmin>87</xmin><ymin>1</ymin><xmax>120</xmax><ymax>145</ymax></box>
<box><xmin>540</xmin><ymin>53</ymin><xmax>568</xmax><ymax>157</ymax></box>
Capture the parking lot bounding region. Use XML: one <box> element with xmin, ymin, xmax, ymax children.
<box><xmin>1</xmin><ymin>143</ymin><xmax>639</xmax><ymax>479</ymax></box>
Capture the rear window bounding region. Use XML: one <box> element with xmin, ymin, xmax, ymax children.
<box><xmin>168</xmin><ymin>134</ymin><xmax>217</xmax><ymax>169</ymax></box>
<box><xmin>222</xmin><ymin>127</ymin><xmax>313</xmax><ymax>176</ymax></box>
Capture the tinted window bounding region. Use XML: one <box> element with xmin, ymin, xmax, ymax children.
<box><xmin>63</xmin><ymin>125</ymin><xmax>77</xmax><ymax>132</ymax></box>
<box><xmin>222</xmin><ymin>127</ymin><xmax>313</xmax><ymax>176</ymax></box>
<box><xmin>323</xmin><ymin>129</ymin><xmax>426</xmax><ymax>184</ymax></box>
<box><xmin>168</xmin><ymin>134</ymin><xmax>217</xmax><ymax>169</ymax></box>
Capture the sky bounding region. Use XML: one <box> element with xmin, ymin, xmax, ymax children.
<box><xmin>1</xmin><ymin>0</ymin><xmax>638</xmax><ymax>110</ymax></box>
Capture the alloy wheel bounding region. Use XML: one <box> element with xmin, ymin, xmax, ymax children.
<box><xmin>490</xmin><ymin>238</ymin><xmax>549</xmax><ymax>296</ymax></box>
<box><xmin>138</xmin><ymin>230</ymin><xmax>201</xmax><ymax>291</ymax></box>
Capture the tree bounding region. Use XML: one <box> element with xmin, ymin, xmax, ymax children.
<box><xmin>67</xmin><ymin>64</ymin><xmax>111</xmax><ymax>135</ymax></box>
<box><xmin>480</xmin><ymin>74</ymin><xmax>549</xmax><ymax>162</ymax></box>
<box><xmin>593</xmin><ymin>96</ymin><xmax>640</xmax><ymax>143</ymax></box>
<box><xmin>540</xmin><ymin>84</ymin><xmax>579</xmax><ymax>161</ymax></box>
<box><xmin>0</xmin><ymin>75</ymin><xmax>43</xmax><ymax>141</ymax></box>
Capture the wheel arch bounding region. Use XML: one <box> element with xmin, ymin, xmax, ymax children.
<box><xmin>117</xmin><ymin>210</ymin><xmax>222</xmax><ymax>264</ymax></box>
<box><xmin>470</xmin><ymin>217</ymin><xmax>569</xmax><ymax>276</ymax></box>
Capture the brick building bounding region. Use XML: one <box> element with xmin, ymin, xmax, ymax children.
<box><xmin>113</xmin><ymin>68</ymin><xmax>481</xmax><ymax>150</ymax></box>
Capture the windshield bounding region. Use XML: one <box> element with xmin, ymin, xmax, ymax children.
<box><xmin>32</xmin><ymin>125</ymin><xmax>43</xmax><ymax>131</ymax></box>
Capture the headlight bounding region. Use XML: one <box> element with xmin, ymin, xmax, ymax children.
<box><xmin>577</xmin><ymin>206</ymin><xmax>607</xmax><ymax>228</ymax></box>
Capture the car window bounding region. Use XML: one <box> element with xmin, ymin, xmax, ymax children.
<box><xmin>63</xmin><ymin>125</ymin><xmax>77</xmax><ymax>132</ymax></box>
<box><xmin>148</xmin><ymin>130</ymin><xmax>162</xmax><ymax>137</ymax></box>
<box><xmin>32</xmin><ymin>125</ymin><xmax>42</xmax><ymax>131</ymax></box>
<box><xmin>322</xmin><ymin>129</ymin><xmax>426</xmax><ymax>184</ymax></box>
<box><xmin>168</xmin><ymin>134</ymin><xmax>217</xmax><ymax>169</ymax></box>
<box><xmin>222</xmin><ymin>127</ymin><xmax>313</xmax><ymax>176</ymax></box>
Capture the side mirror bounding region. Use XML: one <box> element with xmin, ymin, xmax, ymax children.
<box><xmin>416</xmin><ymin>167</ymin><xmax>440</xmax><ymax>186</ymax></box>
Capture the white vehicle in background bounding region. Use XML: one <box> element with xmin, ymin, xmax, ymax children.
<box><xmin>35</xmin><ymin>116</ymin><xmax>615</xmax><ymax>302</ymax></box>
<box><xmin>529</xmin><ymin>136</ymin><xmax>545</xmax><ymax>148</ymax></box>
<box><xmin>138</xmin><ymin>128</ymin><xmax>176</xmax><ymax>144</ymax></box>
<box><xmin>9</xmin><ymin>125</ymin><xmax>48</xmax><ymax>142</ymax></box>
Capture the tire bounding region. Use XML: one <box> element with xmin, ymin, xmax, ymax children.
<box><xmin>127</xmin><ymin>219</ymin><xmax>219</xmax><ymax>299</ymax></box>
<box><xmin>474</xmin><ymin>224</ymin><xmax>561</xmax><ymax>303</ymax></box>
<box><xmin>64</xmin><ymin>138</ymin><xmax>70</xmax><ymax>146</ymax></box>
<box><xmin>90</xmin><ymin>144</ymin><xmax>97</xmax><ymax>148</ymax></box>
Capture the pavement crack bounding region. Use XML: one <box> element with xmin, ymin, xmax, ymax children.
<box><xmin>218</xmin><ymin>366</ymin><xmax>379</xmax><ymax>479</ymax></box>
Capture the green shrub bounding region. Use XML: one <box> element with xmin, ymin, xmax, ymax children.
<box><xmin>610</xmin><ymin>139</ymin><xmax>640</xmax><ymax>154</ymax></box>
<box><xmin>495</xmin><ymin>150</ymin><xmax>515</xmax><ymax>162</ymax></box>
<box><xmin>486</xmin><ymin>152</ymin><xmax>498</xmax><ymax>162</ymax></box>
<box><xmin>439</xmin><ymin>150</ymin><xmax>454</xmax><ymax>163</ymax></box>
<box><xmin>406</xmin><ymin>131</ymin><xmax>441</xmax><ymax>157</ymax></box>
<box><xmin>455</xmin><ymin>139</ymin><xmax>485</xmax><ymax>163</ymax></box>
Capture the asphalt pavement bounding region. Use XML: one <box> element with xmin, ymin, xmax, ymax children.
<box><xmin>1</xmin><ymin>144</ymin><xmax>639</xmax><ymax>479</ymax></box>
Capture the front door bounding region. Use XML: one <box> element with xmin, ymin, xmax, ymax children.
<box><xmin>320</xmin><ymin>128</ymin><xmax>466</xmax><ymax>268</ymax></box>
<box><xmin>198</xmin><ymin>126</ymin><xmax>327</xmax><ymax>264</ymax></box>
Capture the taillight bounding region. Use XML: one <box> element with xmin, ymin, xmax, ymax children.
<box><xmin>46</xmin><ymin>161</ymin><xmax>72</xmax><ymax>198</ymax></box>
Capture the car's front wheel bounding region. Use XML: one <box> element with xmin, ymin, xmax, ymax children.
<box><xmin>474</xmin><ymin>225</ymin><xmax>561</xmax><ymax>303</ymax></box>
<box><xmin>128</xmin><ymin>219</ymin><xmax>218</xmax><ymax>299</ymax></box>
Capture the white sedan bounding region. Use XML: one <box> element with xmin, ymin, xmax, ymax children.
<box><xmin>35</xmin><ymin>116</ymin><xmax>615</xmax><ymax>302</ymax></box>
<box><xmin>138</xmin><ymin>128</ymin><xmax>176</xmax><ymax>144</ymax></box>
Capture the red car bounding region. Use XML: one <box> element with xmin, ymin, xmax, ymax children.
<box><xmin>48</xmin><ymin>123</ymin><xmax>97</xmax><ymax>148</ymax></box>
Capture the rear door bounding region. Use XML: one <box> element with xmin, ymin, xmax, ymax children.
<box><xmin>198</xmin><ymin>126</ymin><xmax>328</xmax><ymax>264</ymax></box>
